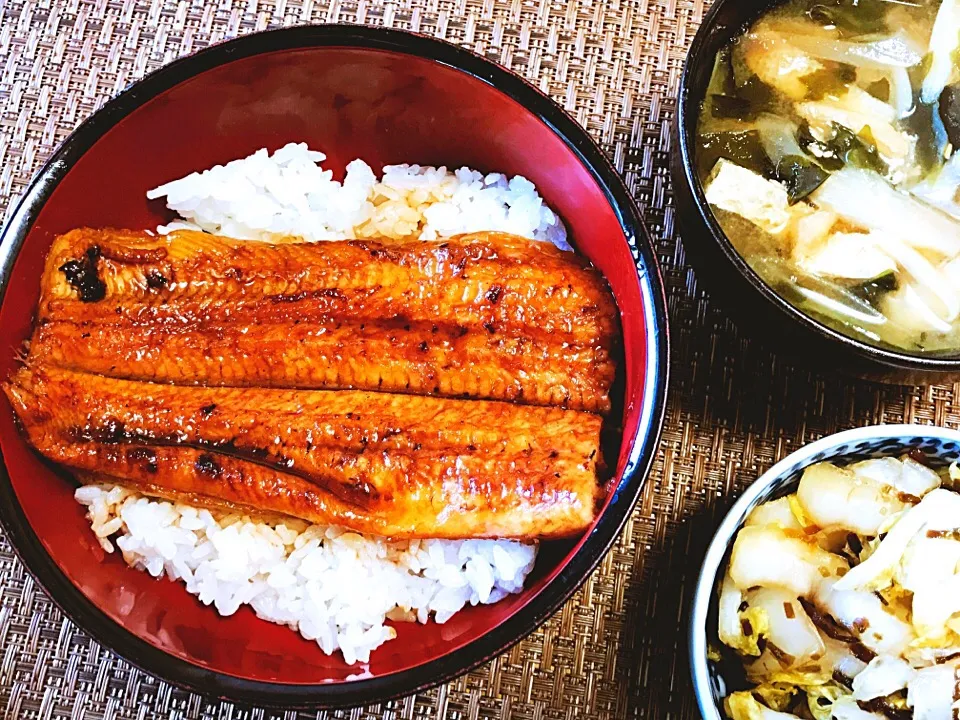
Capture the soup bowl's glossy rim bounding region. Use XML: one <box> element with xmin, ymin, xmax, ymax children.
<box><xmin>689</xmin><ymin>423</ymin><xmax>960</xmax><ymax>720</ymax></box>
<box><xmin>677</xmin><ymin>0</ymin><xmax>960</xmax><ymax>372</ymax></box>
<box><xmin>0</xmin><ymin>24</ymin><xmax>670</xmax><ymax>708</ymax></box>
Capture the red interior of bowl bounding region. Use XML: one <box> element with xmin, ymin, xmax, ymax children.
<box><xmin>0</xmin><ymin>46</ymin><xmax>648</xmax><ymax>684</ymax></box>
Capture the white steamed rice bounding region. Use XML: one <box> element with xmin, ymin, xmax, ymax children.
<box><xmin>75</xmin><ymin>143</ymin><xmax>560</xmax><ymax>664</ymax></box>
<box><xmin>77</xmin><ymin>484</ymin><xmax>537</xmax><ymax>665</ymax></box>
<box><xmin>146</xmin><ymin>142</ymin><xmax>571</xmax><ymax>251</ymax></box>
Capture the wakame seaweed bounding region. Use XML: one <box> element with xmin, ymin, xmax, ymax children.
<box><xmin>848</xmin><ymin>126</ymin><xmax>888</xmax><ymax>175</ymax></box>
<box><xmin>710</xmin><ymin>94</ymin><xmax>756</xmax><ymax>120</ymax></box>
<box><xmin>806</xmin><ymin>0</ymin><xmax>890</xmax><ymax>36</ymax></box>
<box><xmin>865</xmin><ymin>78</ymin><xmax>891</xmax><ymax>103</ymax></box>
<box><xmin>905</xmin><ymin>98</ymin><xmax>950</xmax><ymax>174</ymax></box>
<box><xmin>736</xmin><ymin>75</ymin><xmax>778</xmax><ymax>112</ymax></box>
<box><xmin>797</xmin><ymin>122</ymin><xmax>886</xmax><ymax>175</ymax></box>
<box><xmin>699</xmin><ymin>130</ymin><xmax>775</xmax><ymax>179</ymax></box>
<box><xmin>797</xmin><ymin>121</ymin><xmax>845</xmax><ymax>171</ymax></box>
<box><xmin>709</xmin><ymin>74</ymin><xmax>779</xmax><ymax>122</ymax></box>
<box><xmin>707</xmin><ymin>46</ymin><xmax>737</xmax><ymax>98</ymax></box>
<box><xmin>855</xmin><ymin>272</ymin><xmax>898</xmax><ymax>305</ymax></box>
<box><xmin>774</xmin><ymin>155</ymin><xmax>829</xmax><ymax>201</ymax></box>
<box><xmin>939</xmin><ymin>83</ymin><xmax>960</xmax><ymax>148</ymax></box>
<box><xmin>803</xmin><ymin>63</ymin><xmax>858</xmax><ymax>101</ymax></box>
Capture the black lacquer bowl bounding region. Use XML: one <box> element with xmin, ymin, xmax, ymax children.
<box><xmin>672</xmin><ymin>0</ymin><xmax>960</xmax><ymax>385</ymax></box>
<box><xmin>0</xmin><ymin>25</ymin><xmax>669</xmax><ymax>708</ymax></box>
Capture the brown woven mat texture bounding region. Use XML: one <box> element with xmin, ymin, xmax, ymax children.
<box><xmin>2</xmin><ymin>0</ymin><xmax>959</xmax><ymax>718</ymax></box>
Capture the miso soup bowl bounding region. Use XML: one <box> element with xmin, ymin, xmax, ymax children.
<box><xmin>0</xmin><ymin>26</ymin><xmax>669</xmax><ymax>708</ymax></box>
<box><xmin>690</xmin><ymin>424</ymin><xmax>960</xmax><ymax>720</ymax></box>
<box><xmin>672</xmin><ymin>0</ymin><xmax>960</xmax><ymax>385</ymax></box>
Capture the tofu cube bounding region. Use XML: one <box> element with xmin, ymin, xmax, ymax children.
<box><xmin>704</xmin><ymin>158</ymin><xmax>792</xmax><ymax>234</ymax></box>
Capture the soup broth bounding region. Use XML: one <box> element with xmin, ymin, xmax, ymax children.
<box><xmin>696</xmin><ymin>0</ymin><xmax>960</xmax><ymax>355</ymax></box>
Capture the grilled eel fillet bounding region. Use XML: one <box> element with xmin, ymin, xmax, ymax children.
<box><xmin>4</xmin><ymin>365</ymin><xmax>603</xmax><ymax>539</ymax></box>
<box><xmin>31</xmin><ymin>228</ymin><xmax>619</xmax><ymax>413</ymax></box>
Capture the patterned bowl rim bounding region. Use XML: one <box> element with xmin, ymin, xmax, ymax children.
<box><xmin>688</xmin><ymin>423</ymin><xmax>960</xmax><ymax>720</ymax></box>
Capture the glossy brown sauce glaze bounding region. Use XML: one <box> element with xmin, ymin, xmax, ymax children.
<box><xmin>58</xmin><ymin>245</ymin><xmax>106</xmax><ymax>302</ymax></box>
<box><xmin>35</xmin><ymin>228</ymin><xmax>620</xmax><ymax>413</ymax></box>
<box><xmin>6</xmin><ymin>227</ymin><xmax>621</xmax><ymax>539</ymax></box>
<box><xmin>6</xmin><ymin>364</ymin><xmax>604</xmax><ymax>538</ymax></box>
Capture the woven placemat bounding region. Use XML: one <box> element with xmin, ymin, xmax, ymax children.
<box><xmin>2</xmin><ymin>0</ymin><xmax>959</xmax><ymax>718</ymax></box>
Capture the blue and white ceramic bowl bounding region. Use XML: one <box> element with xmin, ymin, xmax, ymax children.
<box><xmin>689</xmin><ymin>424</ymin><xmax>960</xmax><ymax>720</ymax></box>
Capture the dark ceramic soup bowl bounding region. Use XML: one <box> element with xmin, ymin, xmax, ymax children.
<box><xmin>672</xmin><ymin>0</ymin><xmax>960</xmax><ymax>385</ymax></box>
<box><xmin>0</xmin><ymin>25</ymin><xmax>669</xmax><ymax>708</ymax></box>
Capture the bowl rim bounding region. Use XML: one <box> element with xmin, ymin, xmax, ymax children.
<box><xmin>689</xmin><ymin>423</ymin><xmax>960</xmax><ymax>720</ymax></box>
<box><xmin>0</xmin><ymin>24</ymin><xmax>670</xmax><ymax>708</ymax></box>
<box><xmin>676</xmin><ymin>0</ymin><xmax>960</xmax><ymax>372</ymax></box>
